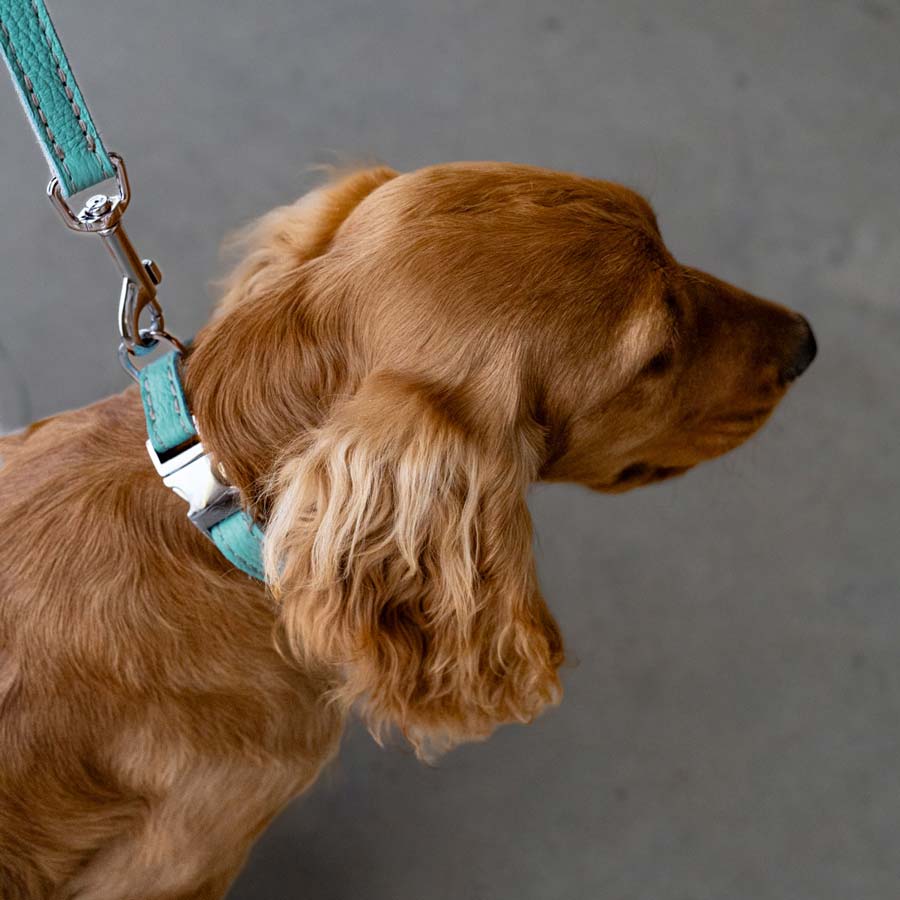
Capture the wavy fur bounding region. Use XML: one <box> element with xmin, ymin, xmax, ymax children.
<box><xmin>265</xmin><ymin>373</ymin><xmax>563</xmax><ymax>755</ymax></box>
<box><xmin>0</xmin><ymin>162</ymin><xmax>813</xmax><ymax>898</ymax></box>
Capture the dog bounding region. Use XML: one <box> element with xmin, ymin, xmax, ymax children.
<box><xmin>0</xmin><ymin>162</ymin><xmax>816</xmax><ymax>898</ymax></box>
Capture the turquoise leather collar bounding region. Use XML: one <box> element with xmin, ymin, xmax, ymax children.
<box><xmin>0</xmin><ymin>0</ymin><xmax>113</xmax><ymax>196</ymax></box>
<box><xmin>140</xmin><ymin>352</ymin><xmax>266</xmax><ymax>581</ymax></box>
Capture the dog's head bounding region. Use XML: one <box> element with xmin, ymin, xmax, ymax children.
<box><xmin>188</xmin><ymin>163</ymin><xmax>815</xmax><ymax>753</ymax></box>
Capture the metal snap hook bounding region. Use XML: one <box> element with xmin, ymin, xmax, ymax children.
<box><xmin>48</xmin><ymin>152</ymin><xmax>186</xmax><ymax>376</ymax></box>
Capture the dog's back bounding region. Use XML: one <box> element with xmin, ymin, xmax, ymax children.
<box><xmin>0</xmin><ymin>397</ymin><xmax>146</xmax><ymax>893</ymax></box>
<box><xmin>0</xmin><ymin>393</ymin><xmax>341</xmax><ymax>899</ymax></box>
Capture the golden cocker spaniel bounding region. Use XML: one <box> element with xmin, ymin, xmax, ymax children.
<box><xmin>0</xmin><ymin>162</ymin><xmax>815</xmax><ymax>899</ymax></box>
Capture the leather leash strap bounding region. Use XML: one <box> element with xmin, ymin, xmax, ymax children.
<box><xmin>0</xmin><ymin>0</ymin><xmax>113</xmax><ymax>195</ymax></box>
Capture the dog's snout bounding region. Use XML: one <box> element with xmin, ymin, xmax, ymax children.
<box><xmin>782</xmin><ymin>315</ymin><xmax>817</xmax><ymax>383</ymax></box>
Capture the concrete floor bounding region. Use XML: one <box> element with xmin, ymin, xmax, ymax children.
<box><xmin>1</xmin><ymin>1</ymin><xmax>898</xmax><ymax>898</ymax></box>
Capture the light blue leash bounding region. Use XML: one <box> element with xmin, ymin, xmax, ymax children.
<box><xmin>0</xmin><ymin>0</ymin><xmax>266</xmax><ymax>579</ymax></box>
<box><xmin>0</xmin><ymin>0</ymin><xmax>113</xmax><ymax>195</ymax></box>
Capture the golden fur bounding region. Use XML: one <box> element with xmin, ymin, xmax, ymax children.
<box><xmin>0</xmin><ymin>162</ymin><xmax>814</xmax><ymax>898</ymax></box>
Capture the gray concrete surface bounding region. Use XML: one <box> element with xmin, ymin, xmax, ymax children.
<box><xmin>1</xmin><ymin>1</ymin><xmax>898</xmax><ymax>898</ymax></box>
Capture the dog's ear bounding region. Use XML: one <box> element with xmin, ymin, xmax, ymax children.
<box><xmin>187</xmin><ymin>166</ymin><xmax>398</xmax><ymax>494</ymax></box>
<box><xmin>265</xmin><ymin>373</ymin><xmax>564</xmax><ymax>755</ymax></box>
<box><xmin>216</xmin><ymin>165</ymin><xmax>398</xmax><ymax>312</ymax></box>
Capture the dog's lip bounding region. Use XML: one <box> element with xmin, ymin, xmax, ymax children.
<box><xmin>703</xmin><ymin>407</ymin><xmax>775</xmax><ymax>428</ymax></box>
<box><xmin>650</xmin><ymin>464</ymin><xmax>690</xmax><ymax>479</ymax></box>
<box><xmin>591</xmin><ymin>463</ymin><xmax>692</xmax><ymax>493</ymax></box>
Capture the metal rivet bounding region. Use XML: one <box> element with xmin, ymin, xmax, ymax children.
<box><xmin>81</xmin><ymin>194</ymin><xmax>112</xmax><ymax>219</ymax></box>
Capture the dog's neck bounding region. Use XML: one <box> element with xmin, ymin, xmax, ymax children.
<box><xmin>181</xmin><ymin>310</ymin><xmax>331</xmax><ymax>519</ymax></box>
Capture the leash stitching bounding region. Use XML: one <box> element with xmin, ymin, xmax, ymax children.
<box><xmin>140</xmin><ymin>375</ymin><xmax>161</xmax><ymax>447</ymax></box>
<box><xmin>165</xmin><ymin>359</ymin><xmax>193</xmax><ymax>439</ymax></box>
<box><xmin>0</xmin><ymin>15</ymin><xmax>72</xmax><ymax>179</ymax></box>
<box><xmin>29</xmin><ymin>0</ymin><xmax>103</xmax><ymax>168</ymax></box>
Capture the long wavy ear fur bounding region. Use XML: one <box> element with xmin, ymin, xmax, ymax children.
<box><xmin>265</xmin><ymin>373</ymin><xmax>564</xmax><ymax>755</ymax></box>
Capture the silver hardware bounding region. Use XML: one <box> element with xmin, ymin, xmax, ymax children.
<box><xmin>143</xmin><ymin>259</ymin><xmax>162</xmax><ymax>285</ymax></box>
<box><xmin>47</xmin><ymin>153</ymin><xmax>184</xmax><ymax>374</ymax></box>
<box><xmin>47</xmin><ymin>153</ymin><xmax>131</xmax><ymax>233</ymax></box>
<box><xmin>146</xmin><ymin>436</ymin><xmax>241</xmax><ymax>538</ymax></box>
<box><xmin>118</xmin><ymin>329</ymin><xmax>187</xmax><ymax>382</ymax></box>
<box><xmin>82</xmin><ymin>194</ymin><xmax>112</xmax><ymax>219</ymax></box>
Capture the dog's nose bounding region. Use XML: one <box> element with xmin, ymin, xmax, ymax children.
<box><xmin>782</xmin><ymin>315</ymin><xmax>817</xmax><ymax>382</ymax></box>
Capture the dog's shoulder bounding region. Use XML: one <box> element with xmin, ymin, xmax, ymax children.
<box><xmin>0</xmin><ymin>387</ymin><xmax>145</xmax><ymax>478</ymax></box>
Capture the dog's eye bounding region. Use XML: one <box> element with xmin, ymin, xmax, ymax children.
<box><xmin>642</xmin><ymin>350</ymin><xmax>673</xmax><ymax>376</ymax></box>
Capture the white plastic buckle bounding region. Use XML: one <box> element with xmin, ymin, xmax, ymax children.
<box><xmin>146</xmin><ymin>439</ymin><xmax>241</xmax><ymax>536</ymax></box>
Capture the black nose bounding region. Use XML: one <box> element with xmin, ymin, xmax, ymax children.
<box><xmin>783</xmin><ymin>316</ymin><xmax>817</xmax><ymax>382</ymax></box>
